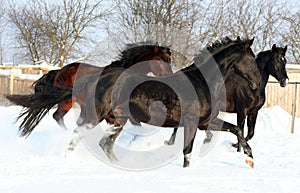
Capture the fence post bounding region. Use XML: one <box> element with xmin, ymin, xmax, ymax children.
<box><xmin>291</xmin><ymin>83</ymin><xmax>298</xmax><ymax>134</ymax></box>
<box><xmin>9</xmin><ymin>71</ymin><xmax>15</xmax><ymax>95</ymax></box>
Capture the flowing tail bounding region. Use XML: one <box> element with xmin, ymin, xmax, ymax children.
<box><xmin>32</xmin><ymin>69</ymin><xmax>60</xmax><ymax>93</ymax></box>
<box><xmin>5</xmin><ymin>75</ymin><xmax>91</xmax><ymax>137</ymax></box>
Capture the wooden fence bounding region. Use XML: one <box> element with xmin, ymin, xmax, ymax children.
<box><xmin>0</xmin><ymin>64</ymin><xmax>299</xmax><ymax>118</ymax></box>
<box><xmin>0</xmin><ymin>65</ymin><xmax>60</xmax><ymax>103</ymax></box>
<box><xmin>264</xmin><ymin>65</ymin><xmax>300</xmax><ymax>117</ymax></box>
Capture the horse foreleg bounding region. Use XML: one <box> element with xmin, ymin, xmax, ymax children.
<box><xmin>245</xmin><ymin>111</ymin><xmax>258</xmax><ymax>141</ymax></box>
<box><xmin>99</xmin><ymin>126</ymin><xmax>123</xmax><ymax>162</ymax></box>
<box><xmin>234</xmin><ymin>113</ymin><xmax>246</xmax><ymax>152</ymax></box>
<box><xmin>99</xmin><ymin>106</ymin><xmax>128</xmax><ymax>162</ymax></box>
<box><xmin>183</xmin><ymin>126</ymin><xmax>197</xmax><ymax>167</ymax></box>
<box><xmin>221</xmin><ymin>120</ymin><xmax>254</xmax><ymax>168</ymax></box>
<box><xmin>164</xmin><ymin>128</ymin><xmax>178</xmax><ymax>145</ymax></box>
<box><xmin>53</xmin><ymin>98</ymin><xmax>73</xmax><ymax>129</ymax></box>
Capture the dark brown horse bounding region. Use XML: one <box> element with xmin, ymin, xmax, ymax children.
<box><xmin>12</xmin><ymin>37</ymin><xmax>261</xmax><ymax>167</ymax></box>
<box><xmin>6</xmin><ymin>43</ymin><xmax>172</xmax><ymax>136</ymax></box>
<box><xmin>30</xmin><ymin>43</ymin><xmax>173</xmax><ymax>129</ymax></box>
<box><xmin>165</xmin><ymin>44</ymin><xmax>288</xmax><ymax>152</ymax></box>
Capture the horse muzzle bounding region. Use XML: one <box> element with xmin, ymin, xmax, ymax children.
<box><xmin>280</xmin><ymin>78</ymin><xmax>288</xmax><ymax>87</ymax></box>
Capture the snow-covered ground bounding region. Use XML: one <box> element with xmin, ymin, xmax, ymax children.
<box><xmin>0</xmin><ymin>105</ymin><xmax>300</xmax><ymax>193</ymax></box>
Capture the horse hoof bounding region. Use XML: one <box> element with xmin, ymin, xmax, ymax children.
<box><xmin>203</xmin><ymin>138</ymin><xmax>211</xmax><ymax>144</ymax></box>
<box><xmin>99</xmin><ymin>136</ymin><xmax>118</xmax><ymax>162</ymax></box>
<box><xmin>164</xmin><ymin>140</ymin><xmax>174</xmax><ymax>145</ymax></box>
<box><xmin>245</xmin><ymin>157</ymin><xmax>254</xmax><ymax>168</ymax></box>
<box><xmin>183</xmin><ymin>160</ymin><xmax>190</xmax><ymax>168</ymax></box>
<box><xmin>231</xmin><ymin>143</ymin><xmax>241</xmax><ymax>152</ymax></box>
<box><xmin>76</xmin><ymin>119</ymin><xmax>85</xmax><ymax>126</ymax></box>
<box><xmin>85</xmin><ymin>123</ymin><xmax>96</xmax><ymax>129</ymax></box>
<box><xmin>231</xmin><ymin>143</ymin><xmax>238</xmax><ymax>148</ymax></box>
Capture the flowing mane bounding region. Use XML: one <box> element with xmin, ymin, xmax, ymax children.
<box><xmin>111</xmin><ymin>42</ymin><xmax>171</xmax><ymax>68</ymax></box>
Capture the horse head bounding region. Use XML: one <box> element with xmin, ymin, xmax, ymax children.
<box><xmin>269</xmin><ymin>44</ymin><xmax>288</xmax><ymax>87</ymax></box>
<box><xmin>227</xmin><ymin>37</ymin><xmax>261</xmax><ymax>90</ymax></box>
<box><xmin>119</xmin><ymin>42</ymin><xmax>173</xmax><ymax>76</ymax></box>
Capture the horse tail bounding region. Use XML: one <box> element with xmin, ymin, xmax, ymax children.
<box><xmin>32</xmin><ymin>70</ymin><xmax>60</xmax><ymax>93</ymax></box>
<box><xmin>6</xmin><ymin>75</ymin><xmax>91</xmax><ymax>137</ymax></box>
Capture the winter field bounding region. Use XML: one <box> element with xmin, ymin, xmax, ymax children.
<box><xmin>0</xmin><ymin>104</ymin><xmax>300</xmax><ymax>193</ymax></box>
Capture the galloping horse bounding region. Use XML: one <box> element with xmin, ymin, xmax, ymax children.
<box><xmin>30</xmin><ymin>43</ymin><xmax>173</xmax><ymax>129</ymax></box>
<box><xmin>11</xmin><ymin>37</ymin><xmax>261</xmax><ymax>167</ymax></box>
<box><xmin>6</xmin><ymin>43</ymin><xmax>172</xmax><ymax>136</ymax></box>
<box><xmin>165</xmin><ymin>44</ymin><xmax>288</xmax><ymax>152</ymax></box>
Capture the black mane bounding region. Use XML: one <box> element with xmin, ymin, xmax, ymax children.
<box><xmin>114</xmin><ymin>42</ymin><xmax>171</xmax><ymax>68</ymax></box>
<box><xmin>193</xmin><ymin>37</ymin><xmax>251</xmax><ymax>65</ymax></box>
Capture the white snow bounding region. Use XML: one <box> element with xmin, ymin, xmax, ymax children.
<box><xmin>0</xmin><ymin>105</ymin><xmax>300</xmax><ymax>193</ymax></box>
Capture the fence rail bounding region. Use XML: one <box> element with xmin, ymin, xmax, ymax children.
<box><xmin>0</xmin><ymin>65</ymin><xmax>60</xmax><ymax>103</ymax></box>
<box><xmin>0</xmin><ymin>64</ymin><xmax>299</xmax><ymax>130</ymax></box>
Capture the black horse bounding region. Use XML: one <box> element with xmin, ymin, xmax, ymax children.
<box><xmin>165</xmin><ymin>44</ymin><xmax>288</xmax><ymax>152</ymax></box>
<box><xmin>6</xmin><ymin>37</ymin><xmax>259</xmax><ymax>168</ymax></box>
<box><xmin>82</xmin><ymin>37</ymin><xmax>259</xmax><ymax>167</ymax></box>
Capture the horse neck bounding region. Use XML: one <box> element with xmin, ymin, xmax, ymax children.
<box><xmin>219</xmin><ymin>52</ymin><xmax>242</xmax><ymax>75</ymax></box>
<box><xmin>256</xmin><ymin>51</ymin><xmax>271</xmax><ymax>88</ymax></box>
<box><xmin>117</xmin><ymin>55</ymin><xmax>152</xmax><ymax>74</ymax></box>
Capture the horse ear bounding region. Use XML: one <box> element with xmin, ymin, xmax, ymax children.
<box><xmin>283</xmin><ymin>46</ymin><xmax>288</xmax><ymax>55</ymax></box>
<box><xmin>154</xmin><ymin>42</ymin><xmax>159</xmax><ymax>53</ymax></box>
<box><xmin>236</xmin><ymin>36</ymin><xmax>241</xmax><ymax>41</ymax></box>
<box><xmin>272</xmin><ymin>44</ymin><xmax>277</xmax><ymax>51</ymax></box>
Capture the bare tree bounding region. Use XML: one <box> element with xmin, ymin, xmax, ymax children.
<box><xmin>107</xmin><ymin>0</ymin><xmax>203</xmax><ymax>69</ymax></box>
<box><xmin>7</xmin><ymin>0</ymin><xmax>111</xmax><ymax>67</ymax></box>
<box><xmin>206</xmin><ymin>0</ymin><xmax>290</xmax><ymax>53</ymax></box>
<box><xmin>0</xmin><ymin>0</ymin><xmax>7</xmax><ymax>64</ymax></box>
<box><xmin>281</xmin><ymin>12</ymin><xmax>300</xmax><ymax>64</ymax></box>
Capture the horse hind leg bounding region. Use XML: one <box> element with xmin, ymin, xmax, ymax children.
<box><xmin>203</xmin><ymin>130</ymin><xmax>213</xmax><ymax>144</ymax></box>
<box><xmin>53</xmin><ymin>109</ymin><xmax>68</xmax><ymax>130</ymax></box>
<box><xmin>164</xmin><ymin>128</ymin><xmax>178</xmax><ymax>145</ymax></box>
<box><xmin>76</xmin><ymin>104</ymin><xmax>86</xmax><ymax>126</ymax></box>
<box><xmin>53</xmin><ymin>99</ymin><xmax>73</xmax><ymax>129</ymax></box>
<box><xmin>65</xmin><ymin>128</ymin><xmax>82</xmax><ymax>156</ymax></box>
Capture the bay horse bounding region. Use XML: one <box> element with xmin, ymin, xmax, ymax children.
<box><xmin>6</xmin><ymin>43</ymin><xmax>172</xmax><ymax>137</ymax></box>
<box><xmin>165</xmin><ymin>44</ymin><xmax>288</xmax><ymax>152</ymax></box>
<box><xmin>30</xmin><ymin>43</ymin><xmax>173</xmax><ymax>129</ymax></box>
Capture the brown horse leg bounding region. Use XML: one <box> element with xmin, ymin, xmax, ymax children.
<box><xmin>53</xmin><ymin>98</ymin><xmax>73</xmax><ymax>129</ymax></box>
<box><xmin>164</xmin><ymin>128</ymin><xmax>178</xmax><ymax>145</ymax></box>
